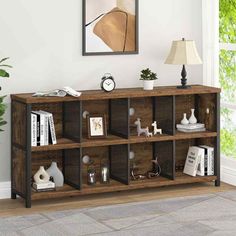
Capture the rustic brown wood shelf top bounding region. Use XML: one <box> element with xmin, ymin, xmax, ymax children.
<box><xmin>11</xmin><ymin>85</ymin><xmax>221</xmax><ymax>208</ymax></box>
<box><xmin>11</xmin><ymin>85</ymin><xmax>221</xmax><ymax>104</ymax></box>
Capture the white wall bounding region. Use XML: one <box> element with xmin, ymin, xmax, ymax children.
<box><xmin>0</xmin><ymin>0</ymin><xmax>203</xmax><ymax>182</ymax></box>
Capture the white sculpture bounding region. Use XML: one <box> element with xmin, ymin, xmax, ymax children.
<box><xmin>181</xmin><ymin>113</ymin><xmax>189</xmax><ymax>125</ymax></box>
<box><xmin>46</xmin><ymin>162</ymin><xmax>64</xmax><ymax>187</ymax></box>
<box><xmin>189</xmin><ymin>108</ymin><xmax>197</xmax><ymax>124</ymax></box>
<box><xmin>152</xmin><ymin>121</ymin><xmax>162</xmax><ymax>135</ymax></box>
<box><xmin>146</xmin><ymin>127</ymin><xmax>153</xmax><ymax>137</ymax></box>
<box><xmin>134</xmin><ymin>118</ymin><xmax>149</xmax><ymax>136</ymax></box>
<box><xmin>34</xmin><ymin>166</ymin><xmax>50</xmax><ymax>184</ymax></box>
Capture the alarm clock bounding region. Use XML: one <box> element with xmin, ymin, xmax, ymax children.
<box><xmin>100</xmin><ymin>73</ymin><xmax>116</xmax><ymax>92</ymax></box>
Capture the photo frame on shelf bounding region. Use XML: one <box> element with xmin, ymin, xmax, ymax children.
<box><xmin>87</xmin><ymin>115</ymin><xmax>107</xmax><ymax>138</ymax></box>
<box><xmin>82</xmin><ymin>0</ymin><xmax>139</xmax><ymax>56</ymax></box>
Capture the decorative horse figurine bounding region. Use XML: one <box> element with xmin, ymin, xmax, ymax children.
<box><xmin>134</xmin><ymin>118</ymin><xmax>149</xmax><ymax>136</ymax></box>
<box><xmin>146</xmin><ymin>127</ymin><xmax>153</xmax><ymax>137</ymax></box>
<box><xmin>152</xmin><ymin>121</ymin><xmax>162</xmax><ymax>135</ymax></box>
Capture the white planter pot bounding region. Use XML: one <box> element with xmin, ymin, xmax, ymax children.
<box><xmin>143</xmin><ymin>80</ymin><xmax>154</xmax><ymax>90</ymax></box>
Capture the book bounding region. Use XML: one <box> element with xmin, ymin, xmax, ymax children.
<box><xmin>32</xmin><ymin>181</ymin><xmax>55</xmax><ymax>190</ymax></box>
<box><xmin>32</xmin><ymin>87</ymin><xmax>81</xmax><ymax>97</ymax></box>
<box><xmin>197</xmin><ymin>147</ymin><xmax>208</xmax><ymax>176</ymax></box>
<box><xmin>39</xmin><ymin>111</ymin><xmax>57</xmax><ymax>145</ymax></box>
<box><xmin>31</xmin><ymin>113</ymin><xmax>37</xmax><ymax>147</ymax></box>
<box><xmin>177</xmin><ymin>128</ymin><xmax>206</xmax><ymax>133</ymax></box>
<box><xmin>199</xmin><ymin>145</ymin><xmax>214</xmax><ymax>175</ymax></box>
<box><xmin>32</xmin><ymin>111</ymin><xmax>48</xmax><ymax>146</ymax></box>
<box><xmin>176</xmin><ymin>123</ymin><xmax>205</xmax><ymax>130</ymax></box>
<box><xmin>31</xmin><ymin>112</ymin><xmax>40</xmax><ymax>146</ymax></box>
<box><xmin>183</xmin><ymin>146</ymin><xmax>204</xmax><ymax>177</ymax></box>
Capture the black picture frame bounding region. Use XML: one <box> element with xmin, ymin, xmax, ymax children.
<box><xmin>82</xmin><ymin>0</ymin><xmax>139</xmax><ymax>56</ymax></box>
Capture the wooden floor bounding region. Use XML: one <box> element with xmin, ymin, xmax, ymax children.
<box><xmin>0</xmin><ymin>182</ymin><xmax>235</xmax><ymax>217</ymax></box>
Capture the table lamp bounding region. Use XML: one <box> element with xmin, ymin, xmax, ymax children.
<box><xmin>165</xmin><ymin>38</ymin><xmax>202</xmax><ymax>89</ymax></box>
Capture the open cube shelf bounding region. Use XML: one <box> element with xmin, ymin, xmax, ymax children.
<box><xmin>11</xmin><ymin>85</ymin><xmax>221</xmax><ymax>208</ymax></box>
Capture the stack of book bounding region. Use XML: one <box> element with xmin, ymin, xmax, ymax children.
<box><xmin>176</xmin><ymin>123</ymin><xmax>206</xmax><ymax>133</ymax></box>
<box><xmin>183</xmin><ymin>146</ymin><xmax>214</xmax><ymax>177</ymax></box>
<box><xmin>32</xmin><ymin>181</ymin><xmax>56</xmax><ymax>192</ymax></box>
<box><xmin>31</xmin><ymin>111</ymin><xmax>57</xmax><ymax>147</ymax></box>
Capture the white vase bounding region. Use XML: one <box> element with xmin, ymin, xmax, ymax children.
<box><xmin>34</xmin><ymin>166</ymin><xmax>50</xmax><ymax>184</ymax></box>
<box><xmin>181</xmin><ymin>113</ymin><xmax>189</xmax><ymax>125</ymax></box>
<box><xmin>46</xmin><ymin>162</ymin><xmax>64</xmax><ymax>187</ymax></box>
<box><xmin>143</xmin><ymin>80</ymin><xmax>154</xmax><ymax>90</ymax></box>
<box><xmin>189</xmin><ymin>109</ymin><xmax>197</xmax><ymax>124</ymax></box>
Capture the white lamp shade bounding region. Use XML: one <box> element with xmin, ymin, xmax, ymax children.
<box><xmin>165</xmin><ymin>40</ymin><xmax>202</xmax><ymax>65</ymax></box>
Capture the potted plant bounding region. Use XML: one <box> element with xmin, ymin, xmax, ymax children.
<box><xmin>0</xmin><ymin>57</ymin><xmax>12</xmax><ymax>131</ymax></box>
<box><xmin>140</xmin><ymin>68</ymin><xmax>158</xmax><ymax>90</ymax></box>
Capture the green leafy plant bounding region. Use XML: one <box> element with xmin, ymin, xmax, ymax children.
<box><xmin>0</xmin><ymin>96</ymin><xmax>7</xmax><ymax>131</ymax></box>
<box><xmin>0</xmin><ymin>57</ymin><xmax>11</xmax><ymax>131</ymax></box>
<box><xmin>0</xmin><ymin>57</ymin><xmax>12</xmax><ymax>78</ymax></box>
<box><xmin>140</xmin><ymin>68</ymin><xmax>158</xmax><ymax>81</ymax></box>
<box><xmin>219</xmin><ymin>0</ymin><xmax>236</xmax><ymax>158</ymax></box>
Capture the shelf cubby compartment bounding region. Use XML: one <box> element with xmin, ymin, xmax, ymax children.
<box><xmin>175</xmin><ymin>137</ymin><xmax>217</xmax><ymax>175</ymax></box>
<box><xmin>175</xmin><ymin>93</ymin><xmax>217</xmax><ymax>133</ymax></box>
<box><xmin>130</xmin><ymin>141</ymin><xmax>175</xmax><ymax>183</ymax></box>
<box><xmin>82</xmin><ymin>99</ymin><xmax>109</xmax><ymax>139</ymax></box>
<box><xmin>82</xmin><ymin>144</ymin><xmax>129</xmax><ymax>188</ymax></box>
<box><xmin>129</xmin><ymin>96</ymin><xmax>175</xmax><ymax>138</ymax></box>
<box><xmin>31</xmin><ymin>101</ymin><xmax>82</xmax><ymax>151</ymax></box>
<box><xmin>31</xmin><ymin>148</ymin><xmax>82</xmax><ymax>191</ymax></box>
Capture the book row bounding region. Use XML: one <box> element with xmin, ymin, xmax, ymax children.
<box><xmin>31</xmin><ymin>111</ymin><xmax>57</xmax><ymax>146</ymax></box>
<box><xmin>184</xmin><ymin>145</ymin><xmax>214</xmax><ymax>177</ymax></box>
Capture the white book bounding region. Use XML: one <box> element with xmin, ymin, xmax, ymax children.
<box><xmin>39</xmin><ymin>111</ymin><xmax>51</xmax><ymax>146</ymax></box>
<box><xmin>33</xmin><ymin>181</ymin><xmax>55</xmax><ymax>190</ymax></box>
<box><xmin>177</xmin><ymin>128</ymin><xmax>206</xmax><ymax>133</ymax></box>
<box><xmin>200</xmin><ymin>145</ymin><xmax>214</xmax><ymax>175</ymax></box>
<box><xmin>39</xmin><ymin>111</ymin><xmax>57</xmax><ymax>145</ymax></box>
<box><xmin>183</xmin><ymin>146</ymin><xmax>203</xmax><ymax>177</ymax></box>
<box><xmin>197</xmin><ymin>147</ymin><xmax>207</xmax><ymax>176</ymax></box>
<box><xmin>176</xmin><ymin>123</ymin><xmax>205</xmax><ymax>130</ymax></box>
<box><xmin>31</xmin><ymin>113</ymin><xmax>37</xmax><ymax>147</ymax></box>
<box><xmin>32</xmin><ymin>111</ymin><xmax>41</xmax><ymax>146</ymax></box>
<box><xmin>32</xmin><ymin>111</ymin><xmax>46</xmax><ymax>146</ymax></box>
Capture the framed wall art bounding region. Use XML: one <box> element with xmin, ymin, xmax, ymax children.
<box><xmin>82</xmin><ymin>0</ymin><xmax>139</xmax><ymax>56</ymax></box>
<box><xmin>87</xmin><ymin>115</ymin><xmax>107</xmax><ymax>138</ymax></box>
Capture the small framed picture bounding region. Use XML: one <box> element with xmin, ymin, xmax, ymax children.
<box><xmin>87</xmin><ymin>115</ymin><xmax>107</xmax><ymax>138</ymax></box>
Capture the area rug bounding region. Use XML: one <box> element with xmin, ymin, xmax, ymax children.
<box><xmin>1</xmin><ymin>191</ymin><xmax>236</xmax><ymax>236</ymax></box>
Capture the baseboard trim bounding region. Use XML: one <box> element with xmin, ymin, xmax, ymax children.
<box><xmin>0</xmin><ymin>181</ymin><xmax>11</xmax><ymax>199</ymax></box>
<box><xmin>221</xmin><ymin>166</ymin><xmax>236</xmax><ymax>186</ymax></box>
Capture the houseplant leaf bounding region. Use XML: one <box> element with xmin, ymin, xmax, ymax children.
<box><xmin>0</xmin><ymin>69</ymin><xmax>9</xmax><ymax>77</ymax></box>
<box><xmin>0</xmin><ymin>57</ymin><xmax>10</xmax><ymax>64</ymax></box>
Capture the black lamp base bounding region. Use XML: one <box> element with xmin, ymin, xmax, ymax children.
<box><xmin>176</xmin><ymin>65</ymin><xmax>191</xmax><ymax>89</ymax></box>
<box><xmin>177</xmin><ymin>85</ymin><xmax>191</xmax><ymax>89</ymax></box>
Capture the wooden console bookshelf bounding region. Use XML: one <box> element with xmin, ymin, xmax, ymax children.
<box><xmin>11</xmin><ymin>85</ymin><xmax>221</xmax><ymax>208</ymax></box>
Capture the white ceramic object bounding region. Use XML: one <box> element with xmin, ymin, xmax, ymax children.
<box><xmin>129</xmin><ymin>107</ymin><xmax>135</xmax><ymax>116</ymax></box>
<box><xmin>46</xmin><ymin>162</ymin><xmax>64</xmax><ymax>187</ymax></box>
<box><xmin>189</xmin><ymin>109</ymin><xmax>197</xmax><ymax>124</ymax></box>
<box><xmin>82</xmin><ymin>111</ymin><xmax>89</xmax><ymax>119</ymax></box>
<box><xmin>129</xmin><ymin>151</ymin><xmax>135</xmax><ymax>160</ymax></box>
<box><xmin>143</xmin><ymin>80</ymin><xmax>154</xmax><ymax>90</ymax></box>
<box><xmin>146</xmin><ymin>127</ymin><xmax>153</xmax><ymax>137</ymax></box>
<box><xmin>152</xmin><ymin>121</ymin><xmax>162</xmax><ymax>135</ymax></box>
<box><xmin>34</xmin><ymin>166</ymin><xmax>50</xmax><ymax>184</ymax></box>
<box><xmin>134</xmin><ymin>118</ymin><xmax>148</xmax><ymax>136</ymax></box>
<box><xmin>181</xmin><ymin>113</ymin><xmax>189</xmax><ymax>125</ymax></box>
<box><xmin>82</xmin><ymin>155</ymin><xmax>91</xmax><ymax>164</ymax></box>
